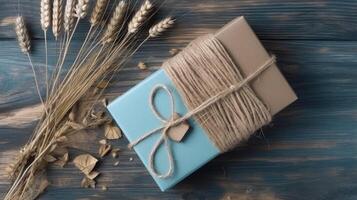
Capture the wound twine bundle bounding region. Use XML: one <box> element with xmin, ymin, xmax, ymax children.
<box><xmin>129</xmin><ymin>34</ymin><xmax>275</xmax><ymax>178</ymax></box>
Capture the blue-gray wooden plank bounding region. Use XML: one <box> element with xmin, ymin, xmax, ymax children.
<box><xmin>1</xmin><ymin>0</ymin><xmax>357</xmax><ymax>40</ymax></box>
<box><xmin>1</xmin><ymin>39</ymin><xmax>357</xmax><ymax>199</ymax></box>
<box><xmin>1</xmin><ymin>0</ymin><xmax>357</xmax><ymax>200</ymax></box>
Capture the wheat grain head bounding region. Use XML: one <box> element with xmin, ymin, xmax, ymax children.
<box><xmin>15</xmin><ymin>16</ymin><xmax>31</xmax><ymax>54</ymax></box>
<box><xmin>128</xmin><ymin>0</ymin><xmax>153</xmax><ymax>34</ymax></box>
<box><xmin>41</xmin><ymin>0</ymin><xmax>51</xmax><ymax>31</ymax></box>
<box><xmin>64</xmin><ymin>0</ymin><xmax>76</xmax><ymax>32</ymax></box>
<box><xmin>75</xmin><ymin>0</ymin><xmax>89</xmax><ymax>19</ymax></box>
<box><xmin>52</xmin><ymin>0</ymin><xmax>63</xmax><ymax>39</ymax></box>
<box><xmin>102</xmin><ymin>0</ymin><xmax>127</xmax><ymax>44</ymax></box>
<box><xmin>149</xmin><ymin>17</ymin><xmax>175</xmax><ymax>38</ymax></box>
<box><xmin>90</xmin><ymin>0</ymin><xmax>108</xmax><ymax>26</ymax></box>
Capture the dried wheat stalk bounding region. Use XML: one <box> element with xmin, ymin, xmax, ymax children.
<box><xmin>6</xmin><ymin>0</ymin><xmax>175</xmax><ymax>199</ymax></box>
<box><xmin>102</xmin><ymin>0</ymin><xmax>127</xmax><ymax>44</ymax></box>
<box><xmin>90</xmin><ymin>0</ymin><xmax>108</xmax><ymax>26</ymax></box>
<box><xmin>40</xmin><ymin>0</ymin><xmax>51</xmax><ymax>31</ymax></box>
<box><xmin>67</xmin><ymin>0</ymin><xmax>110</xmax><ymax>77</ymax></box>
<box><xmin>41</xmin><ymin>0</ymin><xmax>52</xmax><ymax>104</ymax></box>
<box><xmin>75</xmin><ymin>0</ymin><xmax>90</xmax><ymax>19</ymax></box>
<box><xmin>15</xmin><ymin>16</ymin><xmax>46</xmax><ymax>108</ymax></box>
<box><xmin>52</xmin><ymin>0</ymin><xmax>63</xmax><ymax>39</ymax></box>
<box><xmin>15</xmin><ymin>16</ymin><xmax>30</xmax><ymax>54</ymax></box>
<box><xmin>128</xmin><ymin>0</ymin><xmax>153</xmax><ymax>34</ymax></box>
<box><xmin>149</xmin><ymin>17</ymin><xmax>175</xmax><ymax>38</ymax></box>
<box><xmin>64</xmin><ymin>0</ymin><xmax>75</xmax><ymax>33</ymax></box>
<box><xmin>53</xmin><ymin>0</ymin><xmax>85</xmax><ymax>92</ymax></box>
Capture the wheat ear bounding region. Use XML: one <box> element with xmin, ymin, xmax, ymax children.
<box><xmin>90</xmin><ymin>0</ymin><xmax>108</xmax><ymax>26</ymax></box>
<box><xmin>41</xmin><ymin>0</ymin><xmax>51</xmax><ymax>103</ymax></box>
<box><xmin>149</xmin><ymin>17</ymin><xmax>175</xmax><ymax>38</ymax></box>
<box><xmin>15</xmin><ymin>16</ymin><xmax>47</xmax><ymax>110</ymax></box>
<box><xmin>75</xmin><ymin>0</ymin><xmax>89</xmax><ymax>19</ymax></box>
<box><xmin>52</xmin><ymin>0</ymin><xmax>63</xmax><ymax>39</ymax></box>
<box><xmin>15</xmin><ymin>16</ymin><xmax>30</xmax><ymax>54</ymax></box>
<box><xmin>64</xmin><ymin>0</ymin><xmax>75</xmax><ymax>32</ymax></box>
<box><xmin>128</xmin><ymin>0</ymin><xmax>153</xmax><ymax>34</ymax></box>
<box><xmin>102</xmin><ymin>1</ymin><xmax>127</xmax><ymax>44</ymax></box>
<box><xmin>40</xmin><ymin>0</ymin><xmax>51</xmax><ymax>31</ymax></box>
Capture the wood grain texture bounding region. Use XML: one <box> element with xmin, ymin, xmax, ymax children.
<box><xmin>1</xmin><ymin>0</ymin><xmax>357</xmax><ymax>40</ymax></box>
<box><xmin>1</xmin><ymin>0</ymin><xmax>357</xmax><ymax>200</ymax></box>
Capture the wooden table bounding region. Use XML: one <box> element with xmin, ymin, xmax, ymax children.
<box><xmin>1</xmin><ymin>0</ymin><xmax>357</xmax><ymax>199</ymax></box>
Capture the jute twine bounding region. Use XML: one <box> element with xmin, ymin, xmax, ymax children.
<box><xmin>129</xmin><ymin>34</ymin><xmax>274</xmax><ymax>178</ymax></box>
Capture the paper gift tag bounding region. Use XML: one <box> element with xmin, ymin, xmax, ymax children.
<box><xmin>166</xmin><ymin>113</ymin><xmax>190</xmax><ymax>142</ymax></box>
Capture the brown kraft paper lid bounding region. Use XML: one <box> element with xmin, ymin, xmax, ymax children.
<box><xmin>215</xmin><ymin>16</ymin><xmax>297</xmax><ymax>115</ymax></box>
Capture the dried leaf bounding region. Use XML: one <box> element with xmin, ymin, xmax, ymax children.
<box><xmin>90</xmin><ymin>100</ymin><xmax>107</xmax><ymax>120</ymax></box>
<box><xmin>53</xmin><ymin>152</ymin><xmax>69</xmax><ymax>167</ymax></box>
<box><xmin>111</xmin><ymin>152</ymin><xmax>118</xmax><ymax>158</ymax></box>
<box><xmin>76</xmin><ymin>98</ymin><xmax>95</xmax><ymax>121</ymax></box>
<box><xmin>137</xmin><ymin>61</ymin><xmax>147</xmax><ymax>70</ymax></box>
<box><xmin>73</xmin><ymin>154</ymin><xmax>98</xmax><ymax>175</ymax></box>
<box><xmin>62</xmin><ymin>152</ymin><xmax>69</xmax><ymax>161</ymax></box>
<box><xmin>99</xmin><ymin>139</ymin><xmax>107</xmax><ymax>145</ymax></box>
<box><xmin>99</xmin><ymin>144</ymin><xmax>112</xmax><ymax>158</ymax></box>
<box><xmin>169</xmin><ymin>48</ymin><xmax>180</xmax><ymax>56</ymax></box>
<box><xmin>86</xmin><ymin>171</ymin><xmax>100</xmax><ymax>180</ymax></box>
<box><xmin>81</xmin><ymin>177</ymin><xmax>96</xmax><ymax>188</ymax></box>
<box><xmin>104</xmin><ymin>123</ymin><xmax>122</xmax><ymax>140</ymax></box>
<box><xmin>44</xmin><ymin>155</ymin><xmax>57</xmax><ymax>163</ymax></box>
<box><xmin>111</xmin><ymin>148</ymin><xmax>120</xmax><ymax>158</ymax></box>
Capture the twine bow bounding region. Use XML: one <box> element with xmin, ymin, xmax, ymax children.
<box><xmin>128</xmin><ymin>55</ymin><xmax>277</xmax><ymax>179</ymax></box>
<box><xmin>128</xmin><ymin>84</ymin><xmax>188</xmax><ymax>178</ymax></box>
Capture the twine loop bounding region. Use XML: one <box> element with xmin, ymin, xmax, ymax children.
<box><xmin>128</xmin><ymin>84</ymin><xmax>180</xmax><ymax>178</ymax></box>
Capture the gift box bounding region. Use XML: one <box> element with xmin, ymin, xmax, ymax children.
<box><xmin>107</xmin><ymin>16</ymin><xmax>297</xmax><ymax>191</ymax></box>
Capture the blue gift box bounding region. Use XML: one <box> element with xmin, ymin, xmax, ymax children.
<box><xmin>107</xmin><ymin>16</ymin><xmax>297</xmax><ymax>191</ymax></box>
<box><xmin>108</xmin><ymin>69</ymin><xmax>220</xmax><ymax>191</ymax></box>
